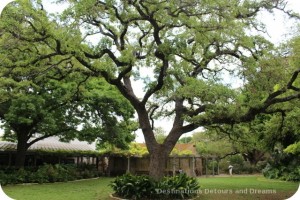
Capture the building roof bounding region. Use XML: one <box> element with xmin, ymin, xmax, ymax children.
<box><xmin>0</xmin><ymin>137</ymin><xmax>96</xmax><ymax>153</ymax></box>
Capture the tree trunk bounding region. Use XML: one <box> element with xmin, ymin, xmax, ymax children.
<box><xmin>15</xmin><ymin>133</ymin><xmax>29</xmax><ymax>169</ymax></box>
<box><xmin>15</xmin><ymin>142</ymin><xmax>28</xmax><ymax>168</ymax></box>
<box><xmin>135</xmin><ymin>100</ymin><xmax>183</xmax><ymax>180</ymax></box>
<box><xmin>243</xmin><ymin>150</ymin><xmax>265</xmax><ymax>166</ymax></box>
<box><xmin>148</xmin><ymin>145</ymin><xmax>169</xmax><ymax>180</ymax></box>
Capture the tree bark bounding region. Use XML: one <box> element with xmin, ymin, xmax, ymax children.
<box><xmin>148</xmin><ymin>145</ymin><xmax>169</xmax><ymax>180</ymax></box>
<box><xmin>147</xmin><ymin>130</ymin><xmax>182</xmax><ymax>180</ymax></box>
<box><xmin>119</xmin><ymin>78</ymin><xmax>185</xmax><ymax>180</ymax></box>
<box><xmin>14</xmin><ymin>129</ymin><xmax>30</xmax><ymax>169</ymax></box>
<box><xmin>15</xmin><ymin>138</ymin><xmax>29</xmax><ymax>169</ymax></box>
<box><xmin>242</xmin><ymin>150</ymin><xmax>265</xmax><ymax>166</ymax></box>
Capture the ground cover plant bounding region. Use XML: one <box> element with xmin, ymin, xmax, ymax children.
<box><xmin>2</xmin><ymin>175</ymin><xmax>298</xmax><ymax>200</ymax></box>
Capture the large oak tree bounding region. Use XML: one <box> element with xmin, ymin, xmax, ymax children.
<box><xmin>1</xmin><ymin>0</ymin><xmax>300</xmax><ymax>179</ymax></box>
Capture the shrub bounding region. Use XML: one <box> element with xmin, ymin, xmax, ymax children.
<box><xmin>0</xmin><ymin>169</ymin><xmax>30</xmax><ymax>185</ymax></box>
<box><xmin>263</xmin><ymin>152</ymin><xmax>300</xmax><ymax>182</ymax></box>
<box><xmin>110</xmin><ymin>173</ymin><xmax>200</xmax><ymax>200</ymax></box>
<box><xmin>263</xmin><ymin>164</ymin><xmax>300</xmax><ymax>181</ymax></box>
<box><xmin>0</xmin><ymin>163</ymin><xmax>100</xmax><ymax>185</ymax></box>
<box><xmin>110</xmin><ymin>173</ymin><xmax>156</xmax><ymax>199</ymax></box>
<box><xmin>0</xmin><ymin>171</ymin><xmax>8</xmax><ymax>185</ymax></box>
<box><xmin>207</xmin><ymin>160</ymin><xmax>218</xmax><ymax>175</ymax></box>
<box><xmin>157</xmin><ymin>173</ymin><xmax>200</xmax><ymax>199</ymax></box>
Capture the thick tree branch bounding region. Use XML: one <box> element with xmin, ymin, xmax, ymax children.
<box><xmin>27</xmin><ymin>134</ymin><xmax>55</xmax><ymax>147</ymax></box>
<box><xmin>142</xmin><ymin>59</ymin><xmax>168</xmax><ymax>105</ymax></box>
<box><xmin>84</xmin><ymin>49</ymin><xmax>128</xmax><ymax>66</ymax></box>
<box><xmin>218</xmin><ymin>151</ymin><xmax>240</xmax><ymax>160</ymax></box>
<box><xmin>287</xmin><ymin>69</ymin><xmax>300</xmax><ymax>91</ymax></box>
<box><xmin>148</xmin><ymin>104</ymin><xmax>159</xmax><ymax>130</ymax></box>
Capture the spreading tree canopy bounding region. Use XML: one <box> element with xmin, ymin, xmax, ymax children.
<box><xmin>1</xmin><ymin>0</ymin><xmax>299</xmax><ymax>179</ymax></box>
<box><xmin>0</xmin><ymin>1</ymin><xmax>136</xmax><ymax>168</ymax></box>
<box><xmin>203</xmin><ymin>33</ymin><xmax>300</xmax><ymax>168</ymax></box>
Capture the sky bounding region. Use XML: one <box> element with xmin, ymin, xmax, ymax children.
<box><xmin>261</xmin><ymin>0</ymin><xmax>300</xmax><ymax>44</ymax></box>
<box><xmin>0</xmin><ymin>0</ymin><xmax>300</xmax><ymax>142</ymax></box>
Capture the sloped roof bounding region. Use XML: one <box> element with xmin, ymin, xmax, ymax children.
<box><xmin>0</xmin><ymin>137</ymin><xmax>96</xmax><ymax>153</ymax></box>
<box><xmin>0</xmin><ymin>141</ymin><xmax>16</xmax><ymax>151</ymax></box>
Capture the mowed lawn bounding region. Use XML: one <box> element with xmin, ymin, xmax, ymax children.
<box><xmin>196</xmin><ymin>176</ymin><xmax>299</xmax><ymax>200</ymax></box>
<box><xmin>2</xmin><ymin>175</ymin><xmax>299</xmax><ymax>200</ymax></box>
<box><xmin>3</xmin><ymin>178</ymin><xmax>113</xmax><ymax>200</ymax></box>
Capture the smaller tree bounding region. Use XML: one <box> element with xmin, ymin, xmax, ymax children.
<box><xmin>193</xmin><ymin>131</ymin><xmax>237</xmax><ymax>160</ymax></box>
<box><xmin>0</xmin><ymin>5</ymin><xmax>136</xmax><ymax>167</ymax></box>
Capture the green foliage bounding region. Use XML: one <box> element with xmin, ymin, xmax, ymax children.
<box><xmin>79</xmin><ymin>78</ymin><xmax>137</xmax><ymax>148</ymax></box>
<box><xmin>110</xmin><ymin>174</ymin><xmax>156</xmax><ymax>200</ymax></box>
<box><xmin>0</xmin><ymin>164</ymin><xmax>100</xmax><ymax>185</ymax></box>
<box><xmin>194</xmin><ymin>131</ymin><xmax>235</xmax><ymax>158</ymax></box>
<box><xmin>110</xmin><ymin>173</ymin><xmax>200</xmax><ymax>200</ymax></box>
<box><xmin>229</xmin><ymin>155</ymin><xmax>244</xmax><ymax>166</ymax></box>
<box><xmin>171</xmin><ymin>148</ymin><xmax>193</xmax><ymax>156</ymax></box>
<box><xmin>284</xmin><ymin>141</ymin><xmax>300</xmax><ymax>154</ymax></box>
<box><xmin>227</xmin><ymin>155</ymin><xmax>264</xmax><ymax>174</ymax></box>
<box><xmin>154</xmin><ymin>127</ymin><xmax>167</xmax><ymax>144</ymax></box>
<box><xmin>0</xmin><ymin>0</ymin><xmax>137</xmax><ymax>168</ymax></box>
<box><xmin>206</xmin><ymin>159</ymin><xmax>219</xmax><ymax>174</ymax></box>
<box><xmin>216</xmin><ymin>157</ymin><xmax>265</xmax><ymax>175</ymax></box>
<box><xmin>128</xmin><ymin>143</ymin><xmax>149</xmax><ymax>156</ymax></box>
<box><xmin>178</xmin><ymin>137</ymin><xmax>193</xmax><ymax>144</ymax></box>
<box><xmin>263</xmin><ymin>152</ymin><xmax>300</xmax><ymax>182</ymax></box>
<box><xmin>99</xmin><ymin>142</ymin><xmax>149</xmax><ymax>157</ymax></box>
<box><xmin>157</xmin><ymin>173</ymin><xmax>200</xmax><ymax>199</ymax></box>
<box><xmin>259</xmin><ymin>103</ymin><xmax>299</xmax><ymax>181</ymax></box>
<box><xmin>100</xmin><ymin>142</ymin><xmax>194</xmax><ymax>157</ymax></box>
<box><xmin>263</xmin><ymin>164</ymin><xmax>300</xmax><ymax>182</ymax></box>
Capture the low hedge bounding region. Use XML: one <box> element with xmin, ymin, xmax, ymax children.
<box><xmin>0</xmin><ymin>164</ymin><xmax>101</xmax><ymax>185</ymax></box>
<box><xmin>110</xmin><ymin>173</ymin><xmax>200</xmax><ymax>200</ymax></box>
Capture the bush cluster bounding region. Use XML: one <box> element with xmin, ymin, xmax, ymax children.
<box><xmin>262</xmin><ymin>152</ymin><xmax>300</xmax><ymax>182</ymax></box>
<box><xmin>263</xmin><ymin>163</ymin><xmax>300</xmax><ymax>182</ymax></box>
<box><xmin>110</xmin><ymin>173</ymin><xmax>200</xmax><ymax>200</ymax></box>
<box><xmin>0</xmin><ymin>164</ymin><xmax>100</xmax><ymax>185</ymax></box>
<box><xmin>214</xmin><ymin>156</ymin><xmax>265</xmax><ymax>175</ymax></box>
<box><xmin>110</xmin><ymin>174</ymin><xmax>156</xmax><ymax>199</ymax></box>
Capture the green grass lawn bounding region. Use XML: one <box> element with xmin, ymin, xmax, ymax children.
<box><xmin>3</xmin><ymin>178</ymin><xmax>113</xmax><ymax>200</ymax></box>
<box><xmin>196</xmin><ymin>176</ymin><xmax>299</xmax><ymax>200</ymax></box>
<box><xmin>2</xmin><ymin>175</ymin><xmax>299</xmax><ymax>200</ymax></box>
